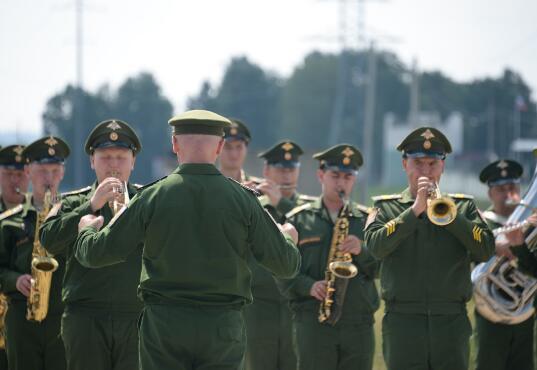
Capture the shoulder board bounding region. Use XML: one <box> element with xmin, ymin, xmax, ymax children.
<box><xmin>447</xmin><ymin>193</ymin><xmax>474</xmax><ymax>200</ymax></box>
<box><xmin>285</xmin><ymin>202</ymin><xmax>313</xmax><ymax>219</ymax></box>
<box><xmin>61</xmin><ymin>186</ymin><xmax>92</xmax><ymax>197</ymax></box>
<box><xmin>353</xmin><ymin>203</ymin><xmax>373</xmax><ymax>215</ymax></box>
<box><xmin>138</xmin><ymin>176</ymin><xmax>168</xmax><ymax>191</ymax></box>
<box><xmin>372</xmin><ymin>194</ymin><xmax>402</xmax><ymax>202</ymax></box>
<box><xmin>298</xmin><ymin>194</ymin><xmax>317</xmax><ymax>202</ymax></box>
<box><xmin>0</xmin><ymin>204</ymin><xmax>24</xmax><ymax>222</ymax></box>
<box><xmin>227</xmin><ymin>177</ymin><xmax>261</xmax><ymax>197</ymax></box>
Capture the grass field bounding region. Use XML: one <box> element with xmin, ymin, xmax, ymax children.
<box><xmin>371</xmin><ymin>298</ymin><xmax>478</xmax><ymax>370</ymax></box>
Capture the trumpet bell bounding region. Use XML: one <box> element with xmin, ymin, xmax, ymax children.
<box><xmin>329</xmin><ymin>261</ymin><xmax>358</xmax><ymax>279</ymax></box>
<box><xmin>427</xmin><ymin>197</ymin><xmax>457</xmax><ymax>226</ymax></box>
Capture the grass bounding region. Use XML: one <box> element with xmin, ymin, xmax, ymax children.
<box><xmin>371</xmin><ymin>298</ymin><xmax>478</xmax><ymax>370</ymax></box>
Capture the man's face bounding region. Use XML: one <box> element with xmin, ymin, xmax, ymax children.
<box><xmin>90</xmin><ymin>147</ymin><xmax>135</xmax><ymax>183</ymax></box>
<box><xmin>318</xmin><ymin>169</ymin><xmax>356</xmax><ymax>202</ymax></box>
<box><xmin>489</xmin><ymin>183</ymin><xmax>521</xmax><ymax>214</ymax></box>
<box><xmin>0</xmin><ymin>167</ymin><xmax>29</xmax><ymax>203</ymax></box>
<box><xmin>220</xmin><ymin>139</ymin><xmax>247</xmax><ymax>170</ymax></box>
<box><xmin>402</xmin><ymin>157</ymin><xmax>445</xmax><ymax>190</ymax></box>
<box><xmin>263</xmin><ymin>165</ymin><xmax>300</xmax><ymax>197</ymax></box>
<box><xmin>26</xmin><ymin>163</ymin><xmax>65</xmax><ymax>195</ymax></box>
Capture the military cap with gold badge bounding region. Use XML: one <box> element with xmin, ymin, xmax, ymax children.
<box><xmin>0</xmin><ymin>145</ymin><xmax>27</xmax><ymax>169</ymax></box>
<box><xmin>397</xmin><ymin>126</ymin><xmax>452</xmax><ymax>159</ymax></box>
<box><xmin>224</xmin><ymin>118</ymin><xmax>251</xmax><ymax>143</ymax></box>
<box><xmin>85</xmin><ymin>119</ymin><xmax>142</xmax><ymax>155</ymax></box>
<box><xmin>479</xmin><ymin>159</ymin><xmax>523</xmax><ymax>187</ymax></box>
<box><xmin>313</xmin><ymin>143</ymin><xmax>363</xmax><ymax>174</ymax></box>
<box><xmin>258</xmin><ymin>140</ymin><xmax>303</xmax><ymax>168</ymax></box>
<box><xmin>168</xmin><ymin>109</ymin><xmax>231</xmax><ymax>136</ymax></box>
<box><xmin>23</xmin><ymin>136</ymin><xmax>70</xmax><ymax>163</ymax></box>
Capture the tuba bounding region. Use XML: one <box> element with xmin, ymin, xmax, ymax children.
<box><xmin>318</xmin><ymin>191</ymin><xmax>358</xmax><ymax>325</ymax></box>
<box><xmin>472</xmin><ymin>164</ymin><xmax>537</xmax><ymax>324</ymax></box>
<box><xmin>27</xmin><ymin>189</ymin><xmax>59</xmax><ymax>322</ymax></box>
<box><xmin>427</xmin><ymin>182</ymin><xmax>457</xmax><ymax>226</ymax></box>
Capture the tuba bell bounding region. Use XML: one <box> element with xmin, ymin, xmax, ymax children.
<box><xmin>427</xmin><ymin>182</ymin><xmax>457</xmax><ymax>226</ymax></box>
<box><xmin>472</xmin><ymin>163</ymin><xmax>537</xmax><ymax>324</ymax></box>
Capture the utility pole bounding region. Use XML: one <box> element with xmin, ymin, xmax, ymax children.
<box><xmin>74</xmin><ymin>0</ymin><xmax>84</xmax><ymax>187</ymax></box>
<box><xmin>360</xmin><ymin>42</ymin><xmax>377</xmax><ymax>203</ymax></box>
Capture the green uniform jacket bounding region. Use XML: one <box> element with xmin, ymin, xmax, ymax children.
<box><xmin>0</xmin><ymin>196</ymin><xmax>64</xmax><ymax>314</ymax></box>
<box><xmin>252</xmin><ymin>193</ymin><xmax>315</xmax><ymax>301</ymax></box>
<box><xmin>74</xmin><ymin>164</ymin><xmax>301</xmax><ymax>307</ymax></box>
<box><xmin>40</xmin><ymin>182</ymin><xmax>143</xmax><ymax>315</ymax></box>
<box><xmin>364</xmin><ymin>188</ymin><xmax>495</xmax><ymax>314</ymax></box>
<box><xmin>278</xmin><ymin>198</ymin><xmax>380</xmax><ymax>322</ymax></box>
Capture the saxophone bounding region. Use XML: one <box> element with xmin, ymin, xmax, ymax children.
<box><xmin>318</xmin><ymin>191</ymin><xmax>358</xmax><ymax>325</ymax></box>
<box><xmin>26</xmin><ymin>189</ymin><xmax>59</xmax><ymax>322</ymax></box>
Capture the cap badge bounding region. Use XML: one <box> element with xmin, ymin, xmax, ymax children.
<box><xmin>107</xmin><ymin>121</ymin><xmax>122</xmax><ymax>131</ymax></box>
<box><xmin>44</xmin><ymin>137</ymin><xmax>58</xmax><ymax>147</ymax></box>
<box><xmin>281</xmin><ymin>142</ymin><xmax>294</xmax><ymax>152</ymax></box>
<box><xmin>48</xmin><ymin>148</ymin><xmax>56</xmax><ymax>156</ymax></box>
<box><xmin>13</xmin><ymin>146</ymin><xmax>24</xmax><ymax>162</ymax></box>
<box><xmin>497</xmin><ymin>160</ymin><xmax>509</xmax><ymax>170</ymax></box>
<box><xmin>501</xmin><ymin>170</ymin><xmax>508</xmax><ymax>177</ymax></box>
<box><xmin>342</xmin><ymin>147</ymin><xmax>354</xmax><ymax>166</ymax></box>
<box><xmin>284</xmin><ymin>152</ymin><xmax>292</xmax><ymax>160</ymax></box>
<box><xmin>110</xmin><ymin>132</ymin><xmax>119</xmax><ymax>141</ymax></box>
<box><xmin>421</xmin><ymin>129</ymin><xmax>435</xmax><ymax>150</ymax></box>
<box><xmin>230</xmin><ymin>127</ymin><xmax>238</xmax><ymax>136</ymax></box>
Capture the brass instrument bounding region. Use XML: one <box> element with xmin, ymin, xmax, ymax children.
<box><xmin>27</xmin><ymin>189</ymin><xmax>59</xmax><ymax>322</ymax></box>
<box><xmin>248</xmin><ymin>177</ymin><xmax>297</xmax><ymax>191</ymax></box>
<box><xmin>0</xmin><ymin>294</ymin><xmax>7</xmax><ymax>349</ymax></box>
<box><xmin>427</xmin><ymin>182</ymin><xmax>457</xmax><ymax>226</ymax></box>
<box><xmin>109</xmin><ymin>172</ymin><xmax>129</xmax><ymax>216</ymax></box>
<box><xmin>318</xmin><ymin>191</ymin><xmax>358</xmax><ymax>325</ymax></box>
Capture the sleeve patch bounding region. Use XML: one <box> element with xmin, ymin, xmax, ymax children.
<box><xmin>472</xmin><ymin>225</ymin><xmax>483</xmax><ymax>243</ymax></box>
<box><xmin>385</xmin><ymin>219</ymin><xmax>397</xmax><ymax>237</ymax></box>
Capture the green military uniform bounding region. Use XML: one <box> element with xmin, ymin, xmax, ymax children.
<box><xmin>244</xmin><ymin>140</ymin><xmax>313</xmax><ymax>370</ymax></box>
<box><xmin>278</xmin><ymin>144</ymin><xmax>380</xmax><ymax>370</ymax></box>
<box><xmin>474</xmin><ymin>160</ymin><xmax>534</xmax><ymax>370</ymax></box>
<box><xmin>40</xmin><ymin>119</ymin><xmax>143</xmax><ymax>370</ymax></box>
<box><xmin>0</xmin><ymin>144</ymin><xmax>27</xmax><ymax>370</ymax></box>
<box><xmin>0</xmin><ymin>136</ymin><xmax>70</xmax><ymax>370</ymax></box>
<box><xmin>73</xmin><ymin>110</ymin><xmax>301</xmax><ymax>370</ymax></box>
<box><xmin>364</xmin><ymin>127</ymin><xmax>495</xmax><ymax>370</ymax></box>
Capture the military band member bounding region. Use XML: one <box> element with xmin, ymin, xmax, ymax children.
<box><xmin>74</xmin><ymin>110</ymin><xmax>301</xmax><ymax>370</ymax></box>
<box><xmin>364</xmin><ymin>127</ymin><xmax>495</xmax><ymax>370</ymax></box>
<box><xmin>474</xmin><ymin>160</ymin><xmax>535</xmax><ymax>370</ymax></box>
<box><xmin>244</xmin><ymin>140</ymin><xmax>312</xmax><ymax>370</ymax></box>
<box><xmin>0</xmin><ymin>136</ymin><xmax>69</xmax><ymax>370</ymax></box>
<box><xmin>278</xmin><ymin>144</ymin><xmax>379</xmax><ymax>370</ymax></box>
<box><xmin>40</xmin><ymin>120</ymin><xmax>143</xmax><ymax>370</ymax></box>
<box><xmin>219</xmin><ymin>118</ymin><xmax>252</xmax><ymax>182</ymax></box>
<box><xmin>0</xmin><ymin>144</ymin><xmax>30</xmax><ymax>370</ymax></box>
<box><xmin>0</xmin><ymin>145</ymin><xmax>29</xmax><ymax>212</ymax></box>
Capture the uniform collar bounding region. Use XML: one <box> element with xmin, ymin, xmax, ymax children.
<box><xmin>174</xmin><ymin>163</ymin><xmax>221</xmax><ymax>175</ymax></box>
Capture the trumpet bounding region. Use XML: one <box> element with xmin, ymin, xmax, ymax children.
<box><xmin>427</xmin><ymin>182</ymin><xmax>457</xmax><ymax>226</ymax></box>
<box><xmin>247</xmin><ymin>177</ymin><xmax>297</xmax><ymax>191</ymax></box>
<box><xmin>108</xmin><ymin>172</ymin><xmax>129</xmax><ymax>216</ymax></box>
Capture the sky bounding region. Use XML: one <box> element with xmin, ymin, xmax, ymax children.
<box><xmin>1</xmin><ymin>0</ymin><xmax>537</xmax><ymax>141</ymax></box>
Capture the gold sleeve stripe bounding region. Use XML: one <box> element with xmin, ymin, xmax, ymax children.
<box><xmin>472</xmin><ymin>225</ymin><xmax>483</xmax><ymax>243</ymax></box>
<box><xmin>385</xmin><ymin>220</ymin><xmax>396</xmax><ymax>236</ymax></box>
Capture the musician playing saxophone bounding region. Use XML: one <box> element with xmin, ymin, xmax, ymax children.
<box><xmin>475</xmin><ymin>159</ymin><xmax>537</xmax><ymax>370</ymax></box>
<box><xmin>39</xmin><ymin>120</ymin><xmax>143</xmax><ymax>370</ymax></box>
<box><xmin>0</xmin><ymin>136</ymin><xmax>69</xmax><ymax>370</ymax></box>
<box><xmin>277</xmin><ymin>144</ymin><xmax>379</xmax><ymax>370</ymax></box>
<box><xmin>365</xmin><ymin>127</ymin><xmax>494</xmax><ymax>370</ymax></box>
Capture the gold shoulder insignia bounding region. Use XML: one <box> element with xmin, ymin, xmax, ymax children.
<box><xmin>0</xmin><ymin>204</ymin><xmax>24</xmax><ymax>222</ymax></box>
<box><xmin>364</xmin><ymin>208</ymin><xmax>379</xmax><ymax>229</ymax></box>
<box><xmin>61</xmin><ymin>186</ymin><xmax>92</xmax><ymax>197</ymax></box>
<box><xmin>372</xmin><ymin>194</ymin><xmax>402</xmax><ymax>202</ymax></box>
<box><xmin>133</xmin><ymin>183</ymin><xmax>143</xmax><ymax>189</ymax></box>
<box><xmin>227</xmin><ymin>177</ymin><xmax>261</xmax><ymax>197</ymax></box>
<box><xmin>448</xmin><ymin>193</ymin><xmax>474</xmax><ymax>200</ymax></box>
<box><xmin>298</xmin><ymin>194</ymin><xmax>317</xmax><ymax>202</ymax></box>
<box><xmin>285</xmin><ymin>203</ymin><xmax>313</xmax><ymax>219</ymax></box>
<box><xmin>353</xmin><ymin>203</ymin><xmax>373</xmax><ymax>215</ymax></box>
